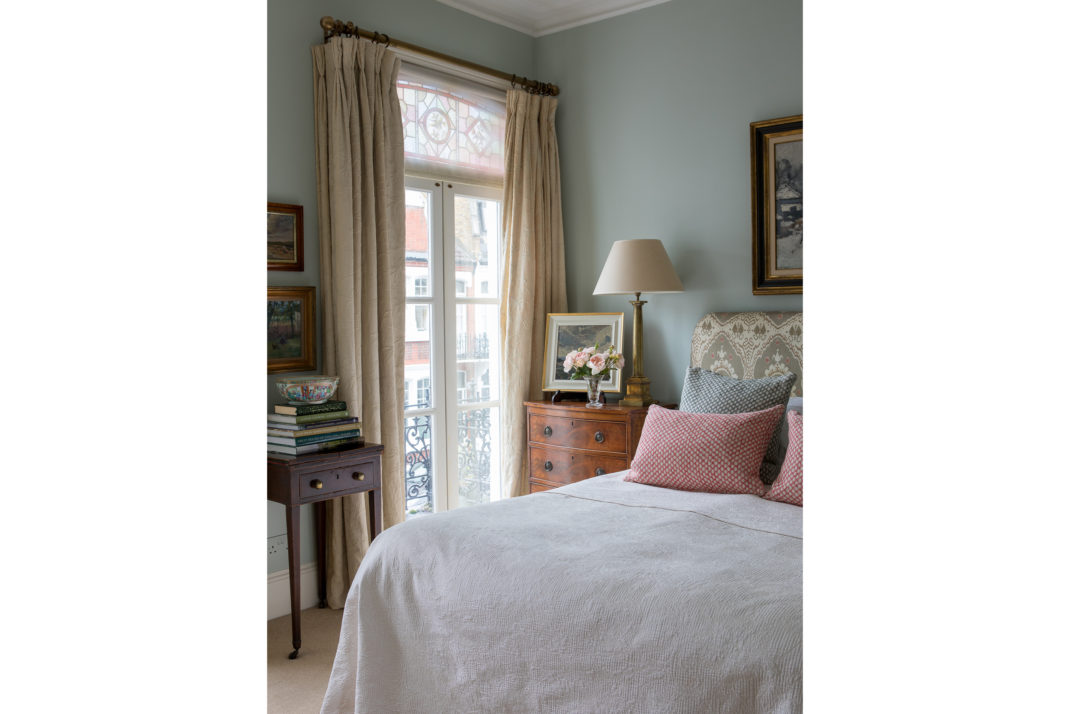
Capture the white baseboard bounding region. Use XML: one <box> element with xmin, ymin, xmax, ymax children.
<box><xmin>267</xmin><ymin>562</ymin><xmax>319</xmax><ymax>621</ymax></box>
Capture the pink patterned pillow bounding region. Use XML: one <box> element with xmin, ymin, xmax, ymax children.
<box><xmin>624</xmin><ymin>404</ymin><xmax>784</xmax><ymax>495</ymax></box>
<box><xmin>764</xmin><ymin>410</ymin><xmax>802</xmax><ymax>506</ymax></box>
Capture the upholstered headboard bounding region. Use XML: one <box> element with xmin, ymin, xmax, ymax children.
<box><xmin>690</xmin><ymin>312</ymin><xmax>803</xmax><ymax>397</ymax></box>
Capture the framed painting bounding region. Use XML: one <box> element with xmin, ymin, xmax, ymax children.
<box><xmin>541</xmin><ymin>313</ymin><xmax>625</xmax><ymax>393</ymax></box>
<box><xmin>750</xmin><ymin>115</ymin><xmax>802</xmax><ymax>295</ymax></box>
<box><xmin>268</xmin><ymin>202</ymin><xmax>304</xmax><ymax>271</ymax></box>
<box><xmin>268</xmin><ymin>286</ymin><xmax>316</xmax><ymax>374</ymax></box>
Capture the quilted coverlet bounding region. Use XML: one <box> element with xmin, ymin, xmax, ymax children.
<box><xmin>321</xmin><ymin>474</ymin><xmax>802</xmax><ymax>713</ymax></box>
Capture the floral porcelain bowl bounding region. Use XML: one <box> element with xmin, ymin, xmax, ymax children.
<box><xmin>276</xmin><ymin>376</ymin><xmax>340</xmax><ymax>405</ymax></box>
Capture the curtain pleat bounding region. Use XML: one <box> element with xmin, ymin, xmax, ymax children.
<box><xmin>311</xmin><ymin>36</ymin><xmax>406</xmax><ymax>608</ymax></box>
<box><xmin>499</xmin><ymin>90</ymin><xmax>568</xmax><ymax>499</ymax></box>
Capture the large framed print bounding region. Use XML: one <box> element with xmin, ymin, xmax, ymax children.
<box><xmin>751</xmin><ymin>115</ymin><xmax>803</xmax><ymax>295</ymax></box>
<box><xmin>268</xmin><ymin>286</ymin><xmax>316</xmax><ymax>374</ymax></box>
<box><xmin>268</xmin><ymin>202</ymin><xmax>304</xmax><ymax>271</ymax></box>
<box><xmin>541</xmin><ymin>313</ymin><xmax>625</xmax><ymax>393</ymax></box>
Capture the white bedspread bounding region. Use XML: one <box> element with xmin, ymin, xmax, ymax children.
<box><xmin>321</xmin><ymin>474</ymin><xmax>802</xmax><ymax>713</ymax></box>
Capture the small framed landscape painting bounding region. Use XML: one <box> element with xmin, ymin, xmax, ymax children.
<box><xmin>750</xmin><ymin>115</ymin><xmax>802</xmax><ymax>295</ymax></box>
<box><xmin>268</xmin><ymin>202</ymin><xmax>304</xmax><ymax>271</ymax></box>
<box><xmin>268</xmin><ymin>286</ymin><xmax>316</xmax><ymax>374</ymax></box>
<box><xmin>541</xmin><ymin>313</ymin><xmax>625</xmax><ymax>393</ymax></box>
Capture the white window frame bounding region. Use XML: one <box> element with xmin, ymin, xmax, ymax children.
<box><xmin>404</xmin><ymin>176</ymin><xmax>503</xmax><ymax>512</ymax></box>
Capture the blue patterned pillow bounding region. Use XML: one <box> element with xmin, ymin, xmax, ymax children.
<box><xmin>679</xmin><ymin>367</ymin><xmax>797</xmax><ymax>484</ymax></box>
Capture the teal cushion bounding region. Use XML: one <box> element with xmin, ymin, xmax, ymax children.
<box><xmin>679</xmin><ymin>367</ymin><xmax>797</xmax><ymax>484</ymax></box>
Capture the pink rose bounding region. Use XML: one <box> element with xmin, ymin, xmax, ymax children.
<box><xmin>589</xmin><ymin>353</ymin><xmax>606</xmax><ymax>374</ymax></box>
<box><xmin>563</xmin><ymin>351</ymin><xmax>577</xmax><ymax>371</ymax></box>
<box><xmin>573</xmin><ymin>351</ymin><xmax>589</xmax><ymax>367</ymax></box>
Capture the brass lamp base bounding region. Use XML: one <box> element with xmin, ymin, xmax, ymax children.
<box><xmin>619</xmin><ymin>376</ymin><xmax>654</xmax><ymax>407</ymax></box>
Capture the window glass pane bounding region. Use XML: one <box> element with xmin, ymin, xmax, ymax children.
<box><xmin>456</xmin><ymin>304</ymin><xmax>499</xmax><ymax>405</ymax></box>
<box><xmin>406</xmin><ymin>189</ymin><xmax>432</xmax><ymax>297</ymax></box>
<box><xmin>454</xmin><ymin>195</ymin><xmax>500</xmax><ymax>298</ymax></box>
<box><xmin>456</xmin><ymin>407</ymin><xmax>500</xmax><ymax>507</ymax></box>
<box><xmin>404</xmin><ymin>304</ymin><xmax>432</xmax><ymax>410</ymax></box>
<box><xmin>404</xmin><ymin>415</ymin><xmax>433</xmax><ymax>517</ymax></box>
<box><xmin>397</xmin><ymin>79</ymin><xmax>505</xmax><ymax>177</ymax></box>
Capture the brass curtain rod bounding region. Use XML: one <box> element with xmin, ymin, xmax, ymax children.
<box><xmin>320</xmin><ymin>16</ymin><xmax>559</xmax><ymax>96</ymax></box>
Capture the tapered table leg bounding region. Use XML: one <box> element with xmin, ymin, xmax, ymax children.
<box><xmin>285</xmin><ymin>504</ymin><xmax>301</xmax><ymax>659</ymax></box>
<box><xmin>315</xmin><ymin>500</ymin><xmax>327</xmax><ymax>608</ymax></box>
<box><xmin>369</xmin><ymin>488</ymin><xmax>383</xmax><ymax>539</ymax></box>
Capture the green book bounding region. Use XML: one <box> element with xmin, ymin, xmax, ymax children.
<box><xmin>268</xmin><ymin>429</ymin><xmax>361</xmax><ymax>447</ymax></box>
<box><xmin>267</xmin><ymin>410</ymin><xmax>349</xmax><ymax>425</ymax></box>
<box><xmin>265</xmin><ymin>416</ymin><xmax>360</xmax><ymax>432</ymax></box>
<box><xmin>267</xmin><ymin>421</ymin><xmax>360</xmax><ymax>439</ymax></box>
<box><xmin>274</xmin><ymin>400</ymin><xmax>347</xmax><ymax>416</ymax></box>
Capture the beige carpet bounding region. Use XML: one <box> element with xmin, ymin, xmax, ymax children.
<box><xmin>268</xmin><ymin>606</ymin><xmax>344</xmax><ymax>713</ymax></box>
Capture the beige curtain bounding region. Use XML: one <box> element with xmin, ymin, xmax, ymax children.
<box><xmin>500</xmin><ymin>90</ymin><xmax>569</xmax><ymax>498</ymax></box>
<box><xmin>311</xmin><ymin>37</ymin><xmax>406</xmax><ymax>608</ymax></box>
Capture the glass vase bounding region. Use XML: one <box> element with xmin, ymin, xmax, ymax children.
<box><xmin>585</xmin><ymin>375</ymin><xmax>604</xmax><ymax>408</ymax></box>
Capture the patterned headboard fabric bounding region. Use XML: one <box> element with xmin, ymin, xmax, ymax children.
<box><xmin>690</xmin><ymin>312</ymin><xmax>803</xmax><ymax>397</ymax></box>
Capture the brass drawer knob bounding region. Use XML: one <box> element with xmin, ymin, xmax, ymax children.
<box><xmin>311</xmin><ymin>479</ymin><xmax>324</xmax><ymax>489</ymax></box>
<box><xmin>595</xmin><ymin>468</ymin><xmax>606</xmax><ymax>476</ymax></box>
<box><xmin>543</xmin><ymin>461</ymin><xmax>553</xmax><ymax>472</ymax></box>
<box><xmin>352</xmin><ymin>472</ymin><xmax>365</xmax><ymax>481</ymax></box>
<box><xmin>594</xmin><ymin>431</ymin><xmax>605</xmax><ymax>443</ymax></box>
<box><xmin>543</xmin><ymin>425</ymin><xmax>553</xmax><ymax>436</ymax></box>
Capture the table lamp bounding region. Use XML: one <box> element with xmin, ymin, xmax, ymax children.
<box><xmin>592</xmin><ymin>239</ymin><xmax>683</xmax><ymax>407</ymax></box>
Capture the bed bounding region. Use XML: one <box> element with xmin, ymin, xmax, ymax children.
<box><xmin>322</xmin><ymin>311</ymin><xmax>803</xmax><ymax>713</ymax></box>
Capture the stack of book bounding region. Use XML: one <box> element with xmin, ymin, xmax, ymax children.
<box><xmin>267</xmin><ymin>400</ymin><xmax>362</xmax><ymax>456</ymax></box>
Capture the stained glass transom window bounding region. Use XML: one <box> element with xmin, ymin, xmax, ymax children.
<box><xmin>397</xmin><ymin>80</ymin><xmax>504</xmax><ymax>176</ymax></box>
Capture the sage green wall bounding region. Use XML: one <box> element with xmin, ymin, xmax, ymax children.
<box><xmin>534</xmin><ymin>0</ymin><xmax>803</xmax><ymax>405</ymax></box>
<box><xmin>266</xmin><ymin>0</ymin><xmax>536</xmax><ymax>574</ymax></box>
<box><xmin>266</xmin><ymin>0</ymin><xmax>802</xmax><ymax>574</ymax></box>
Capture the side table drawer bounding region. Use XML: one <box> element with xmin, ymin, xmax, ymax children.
<box><xmin>299</xmin><ymin>461</ymin><xmax>381</xmax><ymax>500</ymax></box>
<box><xmin>528</xmin><ymin>414</ymin><xmax>627</xmax><ymax>453</ymax></box>
<box><xmin>529</xmin><ymin>445</ymin><xmax>628</xmax><ymax>485</ymax></box>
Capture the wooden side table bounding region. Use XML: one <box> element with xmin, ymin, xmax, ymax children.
<box><xmin>523</xmin><ymin>401</ymin><xmax>649</xmax><ymax>493</ymax></box>
<box><xmin>267</xmin><ymin>442</ymin><xmax>384</xmax><ymax>660</ymax></box>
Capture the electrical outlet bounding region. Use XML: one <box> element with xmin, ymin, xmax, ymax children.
<box><xmin>267</xmin><ymin>534</ymin><xmax>288</xmax><ymax>557</ymax></box>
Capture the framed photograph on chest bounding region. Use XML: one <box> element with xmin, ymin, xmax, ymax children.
<box><xmin>541</xmin><ymin>313</ymin><xmax>625</xmax><ymax>394</ymax></box>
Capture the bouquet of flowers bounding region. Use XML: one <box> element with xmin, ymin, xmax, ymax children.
<box><xmin>563</xmin><ymin>344</ymin><xmax>625</xmax><ymax>380</ymax></box>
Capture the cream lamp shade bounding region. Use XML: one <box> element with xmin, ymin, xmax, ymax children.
<box><xmin>592</xmin><ymin>239</ymin><xmax>684</xmax><ymax>295</ymax></box>
<box><xmin>592</xmin><ymin>239</ymin><xmax>683</xmax><ymax>407</ymax></box>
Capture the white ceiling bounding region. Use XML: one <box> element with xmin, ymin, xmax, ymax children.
<box><xmin>435</xmin><ymin>0</ymin><xmax>673</xmax><ymax>37</ymax></box>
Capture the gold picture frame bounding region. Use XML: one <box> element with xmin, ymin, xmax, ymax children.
<box><xmin>268</xmin><ymin>286</ymin><xmax>316</xmax><ymax>374</ymax></box>
<box><xmin>751</xmin><ymin>115</ymin><xmax>803</xmax><ymax>295</ymax></box>
<box><xmin>268</xmin><ymin>202</ymin><xmax>304</xmax><ymax>271</ymax></box>
<box><xmin>541</xmin><ymin>313</ymin><xmax>625</xmax><ymax>393</ymax></box>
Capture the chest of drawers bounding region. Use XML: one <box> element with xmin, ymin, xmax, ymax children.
<box><xmin>524</xmin><ymin>400</ymin><xmax>649</xmax><ymax>493</ymax></box>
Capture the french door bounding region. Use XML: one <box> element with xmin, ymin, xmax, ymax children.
<box><xmin>402</xmin><ymin>177</ymin><xmax>503</xmax><ymax>515</ymax></box>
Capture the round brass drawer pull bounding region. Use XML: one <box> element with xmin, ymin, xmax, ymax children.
<box><xmin>352</xmin><ymin>472</ymin><xmax>365</xmax><ymax>481</ymax></box>
<box><xmin>311</xmin><ymin>479</ymin><xmax>324</xmax><ymax>489</ymax></box>
<box><xmin>594</xmin><ymin>431</ymin><xmax>605</xmax><ymax>443</ymax></box>
<box><xmin>595</xmin><ymin>468</ymin><xmax>606</xmax><ymax>476</ymax></box>
<box><xmin>543</xmin><ymin>426</ymin><xmax>553</xmax><ymax>436</ymax></box>
<box><xmin>543</xmin><ymin>461</ymin><xmax>553</xmax><ymax>472</ymax></box>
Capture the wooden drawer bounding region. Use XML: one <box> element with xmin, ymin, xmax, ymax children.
<box><xmin>529</xmin><ymin>445</ymin><xmax>629</xmax><ymax>485</ymax></box>
<box><xmin>299</xmin><ymin>461</ymin><xmax>381</xmax><ymax>500</ymax></box>
<box><xmin>528</xmin><ymin>413</ymin><xmax>628</xmax><ymax>453</ymax></box>
<box><xmin>529</xmin><ymin>479</ymin><xmax>559</xmax><ymax>493</ymax></box>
